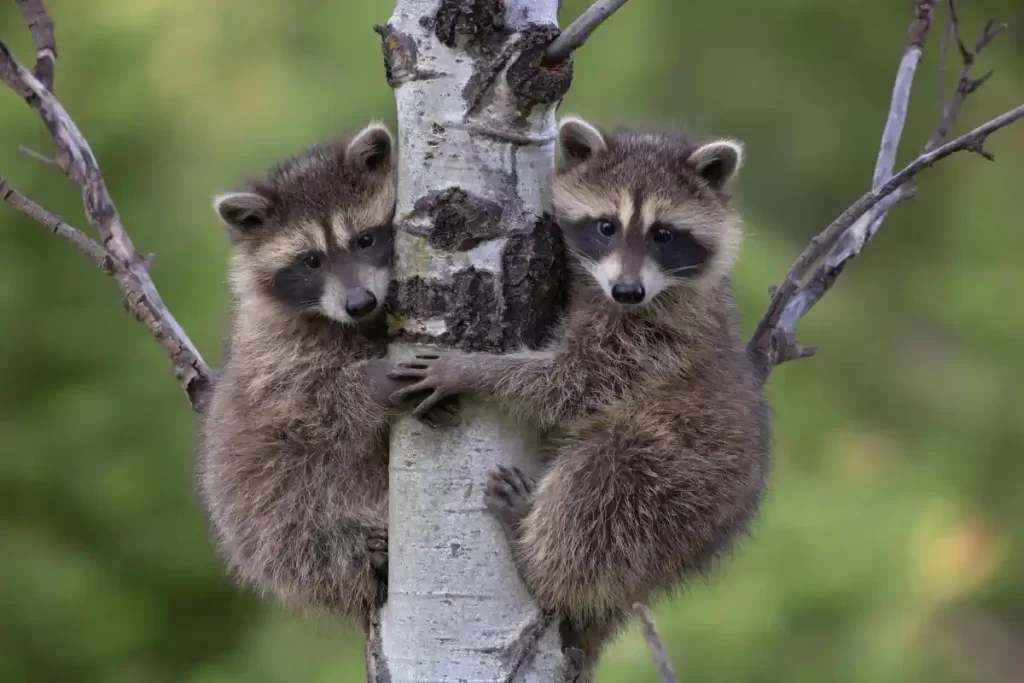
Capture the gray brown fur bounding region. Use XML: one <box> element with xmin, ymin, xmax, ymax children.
<box><xmin>391</xmin><ymin>117</ymin><xmax>772</xmax><ymax>671</ymax></box>
<box><xmin>196</xmin><ymin>124</ymin><xmax>404</xmax><ymax>624</ymax></box>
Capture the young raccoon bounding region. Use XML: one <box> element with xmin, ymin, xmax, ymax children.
<box><xmin>197</xmin><ymin>123</ymin><xmax>422</xmax><ymax>625</ymax></box>
<box><xmin>390</xmin><ymin>116</ymin><xmax>772</xmax><ymax>670</ymax></box>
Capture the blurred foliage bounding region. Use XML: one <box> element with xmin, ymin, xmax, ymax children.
<box><xmin>1</xmin><ymin>0</ymin><xmax>1022</xmax><ymax>681</ymax></box>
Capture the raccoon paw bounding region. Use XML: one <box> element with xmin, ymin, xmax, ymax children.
<box><xmin>387</xmin><ymin>351</ymin><xmax>472</xmax><ymax>419</ymax></box>
<box><xmin>367</xmin><ymin>528</ymin><xmax>388</xmax><ymax>582</ymax></box>
<box><xmin>484</xmin><ymin>466</ymin><xmax>535</xmax><ymax>534</ymax></box>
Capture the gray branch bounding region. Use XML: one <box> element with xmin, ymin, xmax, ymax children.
<box><xmin>545</xmin><ymin>0</ymin><xmax>631</xmax><ymax>63</ymax></box>
<box><xmin>0</xmin><ymin>10</ymin><xmax>212</xmax><ymax>410</ymax></box>
<box><xmin>747</xmin><ymin>1</ymin><xmax>1018</xmax><ymax>379</ymax></box>
<box><xmin>748</xmin><ymin>103</ymin><xmax>1023</xmax><ymax>377</ymax></box>
<box><xmin>1</xmin><ymin>175</ymin><xmax>113</xmax><ymax>270</ymax></box>
<box><xmin>16</xmin><ymin>0</ymin><xmax>56</xmax><ymax>90</ymax></box>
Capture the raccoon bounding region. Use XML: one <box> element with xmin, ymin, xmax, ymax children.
<box><xmin>197</xmin><ymin>123</ymin><xmax>427</xmax><ymax>625</ymax></box>
<box><xmin>389</xmin><ymin>116</ymin><xmax>772</xmax><ymax>670</ymax></box>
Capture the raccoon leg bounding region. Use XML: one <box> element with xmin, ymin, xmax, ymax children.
<box><xmin>484</xmin><ymin>466</ymin><xmax>620</xmax><ymax>680</ymax></box>
<box><xmin>366</xmin><ymin>526</ymin><xmax>388</xmax><ymax>607</ymax></box>
<box><xmin>390</xmin><ymin>350</ymin><xmax>604</xmax><ymax>431</ymax></box>
<box><xmin>506</xmin><ymin>413</ymin><xmax>715</xmax><ymax>629</ymax></box>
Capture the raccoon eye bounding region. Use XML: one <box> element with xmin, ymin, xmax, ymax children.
<box><xmin>356</xmin><ymin>233</ymin><xmax>375</xmax><ymax>250</ymax></box>
<box><xmin>596</xmin><ymin>219</ymin><xmax>616</xmax><ymax>237</ymax></box>
<box><xmin>652</xmin><ymin>225</ymin><xmax>674</xmax><ymax>244</ymax></box>
<box><xmin>302</xmin><ymin>253</ymin><xmax>322</xmax><ymax>269</ymax></box>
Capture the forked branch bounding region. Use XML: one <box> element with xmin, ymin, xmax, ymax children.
<box><xmin>748</xmin><ymin>1</ymin><xmax>1020</xmax><ymax>379</ymax></box>
<box><xmin>0</xmin><ymin>5</ymin><xmax>212</xmax><ymax>410</ymax></box>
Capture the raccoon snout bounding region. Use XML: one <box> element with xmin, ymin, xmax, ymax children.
<box><xmin>611</xmin><ymin>281</ymin><xmax>645</xmax><ymax>304</ymax></box>
<box><xmin>344</xmin><ymin>289</ymin><xmax>378</xmax><ymax>318</ymax></box>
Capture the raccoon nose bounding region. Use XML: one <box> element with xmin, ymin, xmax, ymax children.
<box><xmin>344</xmin><ymin>289</ymin><xmax>378</xmax><ymax>318</ymax></box>
<box><xmin>611</xmin><ymin>282</ymin><xmax>646</xmax><ymax>304</ymax></box>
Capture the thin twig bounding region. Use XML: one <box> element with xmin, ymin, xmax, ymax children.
<box><xmin>1</xmin><ymin>174</ymin><xmax>113</xmax><ymax>270</ymax></box>
<box><xmin>18</xmin><ymin>144</ymin><xmax>56</xmax><ymax>165</ymax></box>
<box><xmin>16</xmin><ymin>0</ymin><xmax>56</xmax><ymax>90</ymax></box>
<box><xmin>0</xmin><ymin>9</ymin><xmax>212</xmax><ymax>410</ymax></box>
<box><xmin>937</xmin><ymin>8</ymin><xmax>951</xmax><ymax>113</ymax></box>
<box><xmin>926</xmin><ymin>1</ymin><xmax>1006</xmax><ymax>152</ymax></box>
<box><xmin>634</xmin><ymin>604</ymin><xmax>678</xmax><ymax>683</ymax></box>
<box><xmin>748</xmin><ymin>103</ymin><xmax>1024</xmax><ymax>377</ymax></box>
<box><xmin>545</xmin><ymin>0</ymin><xmax>631</xmax><ymax>63</ymax></box>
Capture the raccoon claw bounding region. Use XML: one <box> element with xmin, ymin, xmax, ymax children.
<box><xmin>417</xmin><ymin>395</ymin><xmax>461</xmax><ymax>429</ymax></box>
<box><xmin>367</xmin><ymin>529</ymin><xmax>388</xmax><ymax>580</ymax></box>
<box><xmin>484</xmin><ymin>466</ymin><xmax>535</xmax><ymax>532</ymax></box>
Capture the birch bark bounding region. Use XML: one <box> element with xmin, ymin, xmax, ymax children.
<box><xmin>367</xmin><ymin>1</ymin><xmax>575</xmax><ymax>680</ymax></box>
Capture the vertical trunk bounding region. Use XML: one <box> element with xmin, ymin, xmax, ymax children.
<box><xmin>369</xmin><ymin>1</ymin><xmax>574</xmax><ymax>680</ymax></box>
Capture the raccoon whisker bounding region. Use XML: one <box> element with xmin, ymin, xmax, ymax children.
<box><xmin>665</xmin><ymin>264</ymin><xmax>701</xmax><ymax>276</ymax></box>
<box><xmin>567</xmin><ymin>247</ymin><xmax>598</xmax><ymax>269</ymax></box>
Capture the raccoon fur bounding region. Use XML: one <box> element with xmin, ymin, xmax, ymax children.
<box><xmin>197</xmin><ymin>123</ymin><xmax>412</xmax><ymax>625</ymax></box>
<box><xmin>389</xmin><ymin>116</ymin><xmax>772</xmax><ymax>671</ymax></box>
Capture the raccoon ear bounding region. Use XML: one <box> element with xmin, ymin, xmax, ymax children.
<box><xmin>687</xmin><ymin>140</ymin><xmax>744</xmax><ymax>192</ymax></box>
<box><xmin>213</xmin><ymin>191</ymin><xmax>274</xmax><ymax>237</ymax></box>
<box><xmin>346</xmin><ymin>122</ymin><xmax>394</xmax><ymax>173</ymax></box>
<box><xmin>556</xmin><ymin>116</ymin><xmax>607</xmax><ymax>172</ymax></box>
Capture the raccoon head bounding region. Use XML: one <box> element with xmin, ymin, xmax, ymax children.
<box><xmin>213</xmin><ymin>122</ymin><xmax>396</xmax><ymax>324</ymax></box>
<box><xmin>551</xmin><ymin>115</ymin><xmax>744</xmax><ymax>307</ymax></box>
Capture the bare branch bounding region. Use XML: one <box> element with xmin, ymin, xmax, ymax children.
<box><xmin>1</xmin><ymin>174</ymin><xmax>113</xmax><ymax>270</ymax></box>
<box><xmin>0</xmin><ymin>10</ymin><xmax>212</xmax><ymax>410</ymax></box>
<box><xmin>545</xmin><ymin>0</ymin><xmax>630</xmax><ymax>63</ymax></box>
<box><xmin>874</xmin><ymin>0</ymin><xmax>938</xmax><ymax>186</ymax></box>
<box><xmin>634</xmin><ymin>604</ymin><xmax>678</xmax><ymax>683</ymax></box>
<box><xmin>747</xmin><ymin>1</ymin><xmax>1017</xmax><ymax>379</ymax></box>
<box><xmin>16</xmin><ymin>0</ymin><xmax>56</xmax><ymax>90</ymax></box>
<box><xmin>748</xmin><ymin>103</ymin><xmax>1024</xmax><ymax>377</ymax></box>
<box><xmin>926</xmin><ymin>1</ymin><xmax>1006</xmax><ymax>152</ymax></box>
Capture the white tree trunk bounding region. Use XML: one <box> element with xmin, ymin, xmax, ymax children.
<box><xmin>368</xmin><ymin>1</ymin><xmax>575</xmax><ymax>680</ymax></box>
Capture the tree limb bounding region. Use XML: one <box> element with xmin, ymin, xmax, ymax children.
<box><xmin>16</xmin><ymin>0</ymin><xmax>56</xmax><ymax>90</ymax></box>
<box><xmin>748</xmin><ymin>103</ymin><xmax>1023</xmax><ymax>377</ymax></box>
<box><xmin>0</xmin><ymin>8</ymin><xmax>213</xmax><ymax>410</ymax></box>
<box><xmin>545</xmin><ymin>0</ymin><xmax>631</xmax><ymax>63</ymax></box>
<box><xmin>747</xmin><ymin>1</ymin><xmax>1018</xmax><ymax>379</ymax></box>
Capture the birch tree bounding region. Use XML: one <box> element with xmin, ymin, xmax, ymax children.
<box><xmin>1</xmin><ymin>0</ymin><xmax>1021</xmax><ymax>681</ymax></box>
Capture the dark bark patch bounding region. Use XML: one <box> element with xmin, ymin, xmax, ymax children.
<box><xmin>375</xmin><ymin>24</ymin><xmax>440</xmax><ymax>87</ymax></box>
<box><xmin>506</xmin><ymin>25</ymin><xmax>573</xmax><ymax>105</ymax></box>
<box><xmin>434</xmin><ymin>0</ymin><xmax>506</xmax><ymax>48</ymax></box>
<box><xmin>500</xmin><ymin>215</ymin><xmax>570</xmax><ymax>349</ymax></box>
<box><xmin>390</xmin><ymin>217</ymin><xmax>568</xmax><ymax>352</ymax></box>
<box><xmin>390</xmin><ymin>269</ymin><xmax>503</xmax><ymax>352</ymax></box>
<box><xmin>409</xmin><ymin>187</ymin><xmax>504</xmax><ymax>251</ymax></box>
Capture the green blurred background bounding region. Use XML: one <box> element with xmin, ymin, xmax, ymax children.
<box><xmin>1</xmin><ymin>1</ymin><xmax>1022</xmax><ymax>681</ymax></box>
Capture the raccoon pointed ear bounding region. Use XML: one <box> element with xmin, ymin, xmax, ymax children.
<box><xmin>556</xmin><ymin>116</ymin><xmax>607</xmax><ymax>172</ymax></box>
<box><xmin>346</xmin><ymin>122</ymin><xmax>394</xmax><ymax>173</ymax></box>
<box><xmin>213</xmin><ymin>191</ymin><xmax>274</xmax><ymax>237</ymax></box>
<box><xmin>687</xmin><ymin>140</ymin><xmax>744</xmax><ymax>192</ymax></box>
